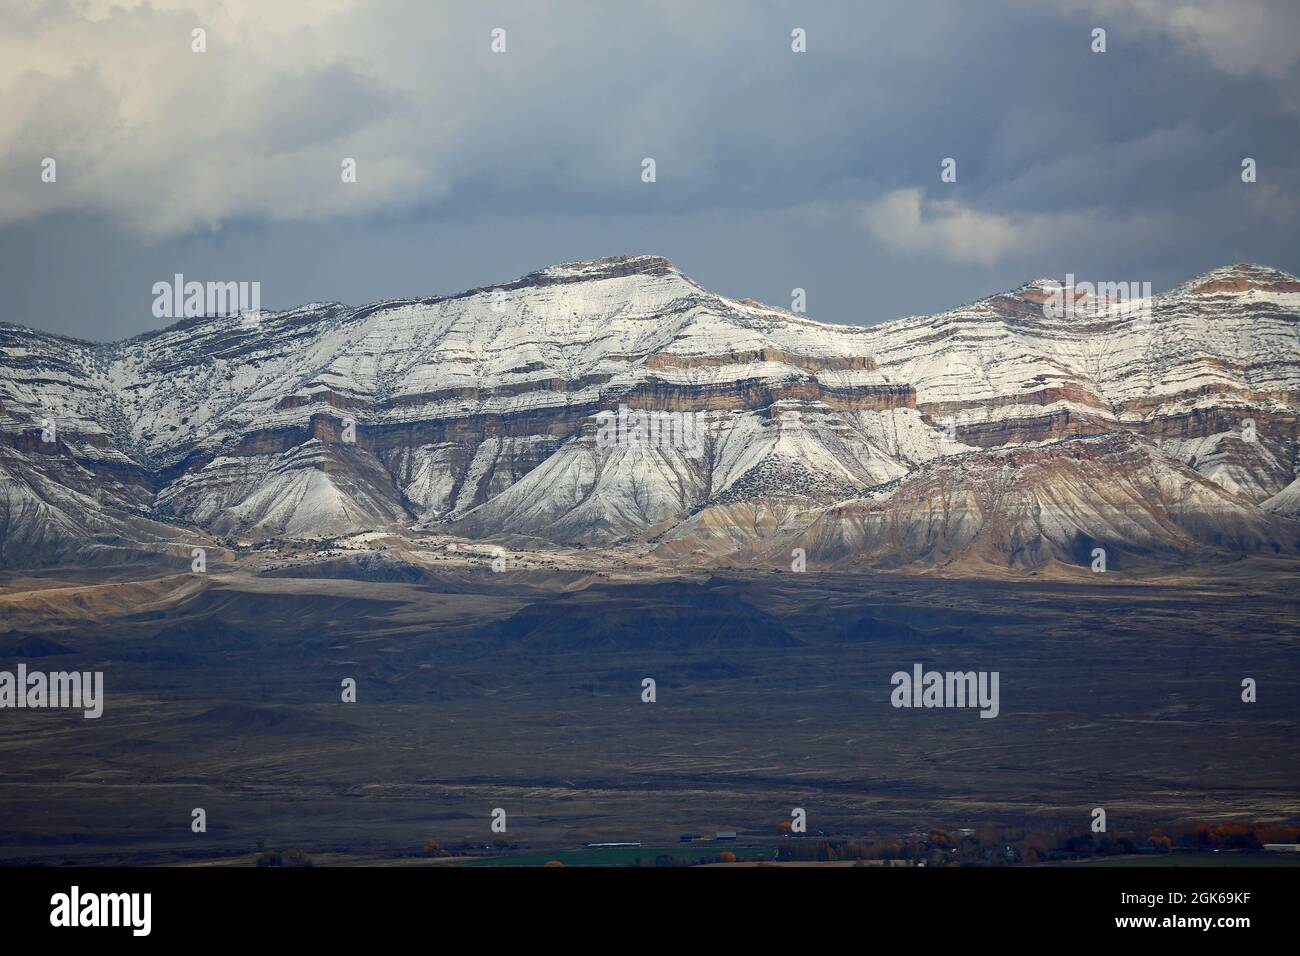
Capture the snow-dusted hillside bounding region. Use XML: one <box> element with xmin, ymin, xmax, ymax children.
<box><xmin>1</xmin><ymin>255</ymin><xmax>1297</xmax><ymax>570</ymax></box>
<box><xmin>778</xmin><ymin>431</ymin><xmax>1294</xmax><ymax>571</ymax></box>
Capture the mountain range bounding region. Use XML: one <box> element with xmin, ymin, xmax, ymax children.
<box><xmin>2</xmin><ymin>255</ymin><xmax>1298</xmax><ymax>573</ymax></box>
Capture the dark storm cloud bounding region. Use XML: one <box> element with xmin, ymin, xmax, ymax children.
<box><xmin>0</xmin><ymin>0</ymin><xmax>1296</xmax><ymax>339</ymax></box>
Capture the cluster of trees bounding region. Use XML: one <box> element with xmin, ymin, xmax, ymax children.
<box><xmin>418</xmin><ymin>838</ymin><xmax>520</xmax><ymax>860</ymax></box>
<box><xmin>406</xmin><ymin>819</ymin><xmax>1298</xmax><ymax>868</ymax></box>
<box><xmin>632</xmin><ymin>850</ymin><xmax>745</xmax><ymax>867</ymax></box>
<box><xmin>776</xmin><ymin>839</ymin><xmax>911</xmax><ymax>863</ymax></box>
<box><xmin>255</xmin><ymin>848</ymin><xmax>312</xmax><ymax>867</ymax></box>
<box><xmin>1011</xmin><ymin>820</ymin><xmax>1299</xmax><ymax>862</ymax></box>
<box><xmin>769</xmin><ymin>819</ymin><xmax>1299</xmax><ymax>866</ymax></box>
<box><xmin>1158</xmin><ymin>821</ymin><xmax>1299</xmax><ymax>851</ymax></box>
<box><xmin>423</xmin><ymin>839</ymin><xmax>453</xmax><ymax>858</ymax></box>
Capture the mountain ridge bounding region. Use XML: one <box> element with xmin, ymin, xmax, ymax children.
<box><xmin>9</xmin><ymin>255</ymin><xmax>1297</xmax><ymax>348</ymax></box>
<box><xmin>2</xmin><ymin>256</ymin><xmax>1297</xmax><ymax>573</ymax></box>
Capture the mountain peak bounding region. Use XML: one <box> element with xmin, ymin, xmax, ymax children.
<box><xmin>996</xmin><ymin>263</ymin><xmax>1300</xmax><ymax>308</ymax></box>
<box><xmin>1183</xmin><ymin>262</ymin><xmax>1300</xmax><ymax>296</ymax></box>
<box><xmin>531</xmin><ymin>254</ymin><xmax>683</xmax><ymax>282</ymax></box>
<box><xmin>1005</xmin><ymin>277</ymin><xmax>1070</xmax><ymax>306</ymax></box>
<box><xmin>441</xmin><ymin>254</ymin><xmax>696</xmax><ymax>307</ymax></box>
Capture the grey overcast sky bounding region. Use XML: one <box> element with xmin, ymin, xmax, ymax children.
<box><xmin>2</xmin><ymin>0</ymin><xmax>1298</xmax><ymax>341</ymax></box>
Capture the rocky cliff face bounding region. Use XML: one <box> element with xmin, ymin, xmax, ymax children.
<box><xmin>1</xmin><ymin>255</ymin><xmax>1297</xmax><ymax>571</ymax></box>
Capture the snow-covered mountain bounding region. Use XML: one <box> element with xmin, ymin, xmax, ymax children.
<box><xmin>2</xmin><ymin>255</ymin><xmax>1297</xmax><ymax>572</ymax></box>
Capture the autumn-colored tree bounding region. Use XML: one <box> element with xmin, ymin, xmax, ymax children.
<box><xmin>718</xmin><ymin>851</ymin><xmax>737</xmax><ymax>863</ymax></box>
<box><xmin>283</xmin><ymin>849</ymin><xmax>312</xmax><ymax>867</ymax></box>
<box><xmin>1210</xmin><ymin>822</ymin><xmax>1254</xmax><ymax>849</ymax></box>
<box><xmin>1255</xmin><ymin>824</ymin><xmax>1300</xmax><ymax>844</ymax></box>
<box><xmin>544</xmin><ymin>860</ymin><xmax>564</xmax><ymax>867</ymax></box>
<box><xmin>841</xmin><ymin>842</ymin><xmax>871</xmax><ymax>861</ymax></box>
<box><xmin>1019</xmin><ymin>833</ymin><xmax>1052</xmax><ymax>863</ymax></box>
<box><xmin>778</xmin><ymin>820</ymin><xmax>793</xmax><ymax>835</ymax></box>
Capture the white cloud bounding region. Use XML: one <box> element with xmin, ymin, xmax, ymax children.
<box><xmin>862</xmin><ymin>189</ymin><xmax>1030</xmax><ymax>267</ymax></box>
<box><xmin>1</xmin><ymin>0</ymin><xmax>809</xmax><ymax>237</ymax></box>
<box><xmin>3</xmin><ymin>0</ymin><xmax>1296</xmax><ymax>240</ymax></box>
<box><xmin>860</xmin><ymin>188</ymin><xmax>1188</xmax><ymax>272</ymax></box>
<box><xmin>1051</xmin><ymin>0</ymin><xmax>1300</xmax><ymax>79</ymax></box>
<box><xmin>0</xmin><ymin>1</ymin><xmax>431</xmax><ymax>235</ymax></box>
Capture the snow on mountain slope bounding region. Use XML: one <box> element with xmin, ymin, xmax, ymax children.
<box><xmin>155</xmin><ymin>440</ymin><xmax>409</xmax><ymax>538</ymax></box>
<box><xmin>1156</xmin><ymin>430</ymin><xmax>1294</xmax><ymax>503</ymax></box>
<box><xmin>1</xmin><ymin>255</ymin><xmax>1297</xmax><ymax>569</ymax></box>
<box><xmin>451</xmin><ymin>402</ymin><xmax>916</xmax><ymax>545</ymax></box>
<box><xmin>450</xmin><ymin>434</ymin><xmax>710</xmax><ymax>545</ymax></box>
<box><xmin>783</xmin><ymin>432</ymin><xmax>1298</xmax><ymax>571</ymax></box>
<box><xmin>0</xmin><ymin>446</ymin><xmax>191</xmax><ymax>568</ymax></box>
<box><xmin>1262</xmin><ymin>477</ymin><xmax>1300</xmax><ymax>518</ymax></box>
<box><xmin>856</xmin><ymin>264</ymin><xmax>1300</xmax><ymax>448</ymax></box>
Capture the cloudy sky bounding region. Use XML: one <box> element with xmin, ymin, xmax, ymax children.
<box><xmin>2</xmin><ymin>0</ymin><xmax>1298</xmax><ymax>340</ymax></box>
